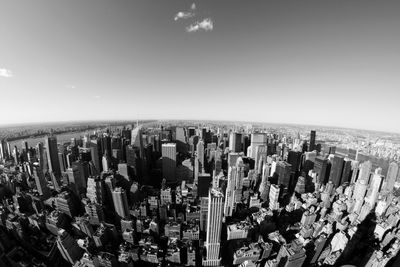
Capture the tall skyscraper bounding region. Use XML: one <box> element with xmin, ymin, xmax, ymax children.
<box><xmin>341</xmin><ymin>158</ymin><xmax>352</xmax><ymax>184</ymax></box>
<box><xmin>249</xmin><ymin>133</ymin><xmax>267</xmax><ymax>159</ymax></box>
<box><xmin>56</xmin><ymin>229</ymin><xmax>84</xmax><ymax>264</ymax></box>
<box><xmin>385</xmin><ymin>162</ymin><xmax>399</xmax><ymax>192</ymax></box>
<box><xmin>196</xmin><ymin>139</ymin><xmax>205</xmax><ymax>172</ymax></box>
<box><xmin>131</xmin><ymin>126</ymin><xmax>143</xmax><ymax>158</ymax></box>
<box><xmin>86</xmin><ymin>176</ymin><xmax>104</xmax><ymax>204</ymax></box>
<box><xmin>313</xmin><ymin>156</ymin><xmax>328</xmax><ymax>184</ymax></box>
<box><xmin>32</xmin><ymin>162</ymin><xmax>50</xmax><ymax>198</ymax></box>
<box><xmin>112</xmin><ymin>187</ymin><xmax>130</xmax><ymax>219</ymax></box>
<box><xmin>162</xmin><ymin>143</ymin><xmax>177</xmax><ymax>183</ymax></box>
<box><xmin>45</xmin><ymin>136</ymin><xmax>61</xmax><ymax>177</ymax></box>
<box><xmin>229</xmin><ymin>132</ymin><xmax>242</xmax><ymax>153</ymax></box>
<box><xmin>203</xmin><ymin>188</ymin><xmax>224</xmax><ymax>267</ymax></box>
<box><xmin>287</xmin><ymin>151</ymin><xmax>302</xmax><ymax>173</ymax></box>
<box><xmin>224</xmin><ymin>156</ymin><xmax>244</xmax><ymax>216</ymax></box>
<box><xmin>329</xmin><ymin>156</ymin><xmax>344</xmax><ymax>188</ymax></box>
<box><xmin>357</xmin><ymin>160</ymin><xmax>372</xmax><ymax>183</ymax></box>
<box><xmin>309</xmin><ymin>130</ymin><xmax>316</xmax><ymax>152</ymax></box>
<box><xmin>276</xmin><ymin>161</ymin><xmax>292</xmax><ymax>188</ymax></box>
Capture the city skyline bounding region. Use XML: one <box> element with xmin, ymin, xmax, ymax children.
<box><xmin>1</xmin><ymin>0</ymin><xmax>400</xmax><ymax>132</ymax></box>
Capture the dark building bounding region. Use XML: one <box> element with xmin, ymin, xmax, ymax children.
<box><xmin>329</xmin><ymin>156</ymin><xmax>344</xmax><ymax>188</ymax></box>
<box><xmin>276</xmin><ymin>161</ymin><xmax>292</xmax><ymax>188</ymax></box>
<box><xmin>309</xmin><ymin>130</ymin><xmax>316</xmax><ymax>152</ymax></box>
<box><xmin>341</xmin><ymin>158</ymin><xmax>352</xmax><ymax>184</ymax></box>
<box><xmin>287</xmin><ymin>151</ymin><xmax>302</xmax><ymax>173</ymax></box>
<box><xmin>45</xmin><ymin>136</ymin><xmax>61</xmax><ymax>177</ymax></box>
<box><xmin>229</xmin><ymin>132</ymin><xmax>242</xmax><ymax>153</ymax></box>
<box><xmin>197</xmin><ymin>173</ymin><xmax>212</xmax><ymax>197</ymax></box>
<box><xmin>314</xmin><ymin>156</ymin><xmax>329</xmax><ymax>184</ymax></box>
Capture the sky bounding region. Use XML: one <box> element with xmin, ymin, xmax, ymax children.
<box><xmin>0</xmin><ymin>0</ymin><xmax>400</xmax><ymax>133</ymax></box>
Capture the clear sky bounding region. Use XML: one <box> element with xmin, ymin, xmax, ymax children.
<box><xmin>1</xmin><ymin>0</ymin><xmax>400</xmax><ymax>132</ymax></box>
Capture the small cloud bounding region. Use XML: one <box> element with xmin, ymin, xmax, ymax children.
<box><xmin>174</xmin><ymin>11</ymin><xmax>195</xmax><ymax>21</ymax></box>
<box><xmin>186</xmin><ymin>18</ymin><xmax>213</xmax><ymax>33</ymax></box>
<box><xmin>0</xmin><ymin>68</ymin><xmax>13</xmax><ymax>78</ymax></box>
<box><xmin>191</xmin><ymin>3</ymin><xmax>196</xmax><ymax>10</ymax></box>
<box><xmin>94</xmin><ymin>95</ymin><xmax>101</xmax><ymax>99</ymax></box>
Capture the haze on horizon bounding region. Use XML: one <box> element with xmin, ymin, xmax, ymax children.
<box><xmin>1</xmin><ymin>0</ymin><xmax>400</xmax><ymax>133</ymax></box>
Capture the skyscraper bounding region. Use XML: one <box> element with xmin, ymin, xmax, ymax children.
<box><xmin>112</xmin><ymin>187</ymin><xmax>130</xmax><ymax>219</ymax></box>
<box><xmin>196</xmin><ymin>139</ymin><xmax>205</xmax><ymax>172</ymax></box>
<box><xmin>313</xmin><ymin>156</ymin><xmax>329</xmax><ymax>184</ymax></box>
<box><xmin>56</xmin><ymin>229</ymin><xmax>84</xmax><ymax>264</ymax></box>
<box><xmin>131</xmin><ymin>126</ymin><xmax>144</xmax><ymax>158</ymax></box>
<box><xmin>32</xmin><ymin>162</ymin><xmax>50</xmax><ymax>198</ymax></box>
<box><xmin>203</xmin><ymin>188</ymin><xmax>224</xmax><ymax>267</ymax></box>
<box><xmin>275</xmin><ymin>161</ymin><xmax>292</xmax><ymax>188</ymax></box>
<box><xmin>224</xmin><ymin>156</ymin><xmax>244</xmax><ymax>216</ymax></box>
<box><xmin>229</xmin><ymin>132</ymin><xmax>242</xmax><ymax>153</ymax></box>
<box><xmin>162</xmin><ymin>143</ymin><xmax>177</xmax><ymax>183</ymax></box>
<box><xmin>249</xmin><ymin>133</ymin><xmax>267</xmax><ymax>159</ymax></box>
<box><xmin>385</xmin><ymin>162</ymin><xmax>399</xmax><ymax>192</ymax></box>
<box><xmin>309</xmin><ymin>130</ymin><xmax>316</xmax><ymax>152</ymax></box>
<box><xmin>45</xmin><ymin>136</ymin><xmax>61</xmax><ymax>177</ymax></box>
<box><xmin>329</xmin><ymin>156</ymin><xmax>344</xmax><ymax>188</ymax></box>
<box><xmin>341</xmin><ymin>158</ymin><xmax>352</xmax><ymax>184</ymax></box>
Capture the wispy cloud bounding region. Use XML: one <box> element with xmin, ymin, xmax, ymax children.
<box><xmin>0</xmin><ymin>68</ymin><xmax>13</xmax><ymax>78</ymax></box>
<box><xmin>186</xmin><ymin>18</ymin><xmax>214</xmax><ymax>33</ymax></box>
<box><xmin>94</xmin><ymin>95</ymin><xmax>101</xmax><ymax>99</ymax></box>
<box><xmin>174</xmin><ymin>11</ymin><xmax>195</xmax><ymax>21</ymax></box>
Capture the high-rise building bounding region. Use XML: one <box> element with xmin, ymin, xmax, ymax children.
<box><xmin>358</xmin><ymin>160</ymin><xmax>372</xmax><ymax>183</ymax></box>
<box><xmin>86</xmin><ymin>176</ymin><xmax>104</xmax><ymax>204</ymax></box>
<box><xmin>314</xmin><ymin>156</ymin><xmax>329</xmax><ymax>184</ymax></box>
<box><xmin>254</xmin><ymin>145</ymin><xmax>268</xmax><ymax>174</ymax></box>
<box><xmin>45</xmin><ymin>136</ymin><xmax>61</xmax><ymax>177</ymax></box>
<box><xmin>329</xmin><ymin>156</ymin><xmax>344</xmax><ymax>188</ymax></box>
<box><xmin>162</xmin><ymin>143</ymin><xmax>177</xmax><ymax>183</ymax></box>
<box><xmin>249</xmin><ymin>133</ymin><xmax>267</xmax><ymax>159</ymax></box>
<box><xmin>131</xmin><ymin>126</ymin><xmax>144</xmax><ymax>158</ymax></box>
<box><xmin>341</xmin><ymin>158</ymin><xmax>352</xmax><ymax>184</ymax></box>
<box><xmin>55</xmin><ymin>191</ymin><xmax>77</xmax><ymax>217</ymax></box>
<box><xmin>32</xmin><ymin>163</ymin><xmax>50</xmax><ymax>198</ymax></box>
<box><xmin>229</xmin><ymin>132</ymin><xmax>242</xmax><ymax>153</ymax></box>
<box><xmin>198</xmin><ymin>173</ymin><xmax>212</xmax><ymax>197</ymax></box>
<box><xmin>276</xmin><ymin>239</ymin><xmax>306</xmax><ymax>267</ymax></box>
<box><xmin>56</xmin><ymin>229</ymin><xmax>84</xmax><ymax>264</ymax></box>
<box><xmin>269</xmin><ymin>184</ymin><xmax>280</xmax><ymax>210</ymax></box>
<box><xmin>287</xmin><ymin>151</ymin><xmax>302</xmax><ymax>173</ymax></box>
<box><xmin>309</xmin><ymin>130</ymin><xmax>316</xmax><ymax>152</ymax></box>
<box><xmin>275</xmin><ymin>161</ymin><xmax>292</xmax><ymax>187</ymax></box>
<box><xmin>112</xmin><ymin>187</ymin><xmax>129</xmax><ymax>219</ymax></box>
<box><xmin>224</xmin><ymin>156</ymin><xmax>244</xmax><ymax>216</ymax></box>
<box><xmin>365</xmin><ymin>174</ymin><xmax>383</xmax><ymax>207</ymax></box>
<box><xmin>386</xmin><ymin>162</ymin><xmax>399</xmax><ymax>192</ymax></box>
<box><xmin>196</xmin><ymin>139</ymin><xmax>205</xmax><ymax>172</ymax></box>
<box><xmin>203</xmin><ymin>188</ymin><xmax>224</xmax><ymax>266</ymax></box>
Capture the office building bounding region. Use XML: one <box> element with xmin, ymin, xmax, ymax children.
<box><xmin>45</xmin><ymin>136</ymin><xmax>61</xmax><ymax>177</ymax></box>
<box><xmin>309</xmin><ymin>130</ymin><xmax>316</xmax><ymax>152</ymax></box>
<box><xmin>386</xmin><ymin>162</ymin><xmax>399</xmax><ymax>192</ymax></box>
<box><xmin>203</xmin><ymin>188</ymin><xmax>224</xmax><ymax>267</ymax></box>
<box><xmin>249</xmin><ymin>133</ymin><xmax>267</xmax><ymax>159</ymax></box>
<box><xmin>56</xmin><ymin>229</ymin><xmax>84</xmax><ymax>264</ymax></box>
<box><xmin>112</xmin><ymin>187</ymin><xmax>129</xmax><ymax>219</ymax></box>
<box><xmin>276</xmin><ymin>161</ymin><xmax>292</xmax><ymax>187</ymax></box>
<box><xmin>329</xmin><ymin>156</ymin><xmax>344</xmax><ymax>188</ymax></box>
<box><xmin>162</xmin><ymin>143</ymin><xmax>177</xmax><ymax>183</ymax></box>
<box><xmin>229</xmin><ymin>132</ymin><xmax>242</xmax><ymax>152</ymax></box>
